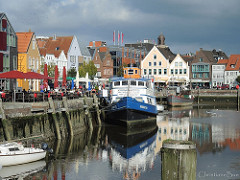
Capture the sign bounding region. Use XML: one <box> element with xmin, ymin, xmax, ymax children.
<box><xmin>236</xmin><ymin>85</ymin><xmax>239</xmax><ymax>89</ymax></box>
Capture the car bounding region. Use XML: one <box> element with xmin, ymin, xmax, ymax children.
<box><xmin>221</xmin><ymin>84</ymin><xmax>229</xmax><ymax>90</ymax></box>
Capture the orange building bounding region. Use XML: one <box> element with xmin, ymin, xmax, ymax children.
<box><xmin>123</xmin><ymin>67</ymin><xmax>141</xmax><ymax>79</ymax></box>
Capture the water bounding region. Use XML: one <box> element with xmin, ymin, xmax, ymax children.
<box><xmin>1</xmin><ymin>106</ymin><xmax>240</xmax><ymax>180</ymax></box>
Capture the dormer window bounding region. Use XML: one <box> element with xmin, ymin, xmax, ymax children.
<box><xmin>231</xmin><ymin>64</ymin><xmax>235</xmax><ymax>68</ymax></box>
<box><xmin>199</xmin><ymin>58</ymin><xmax>203</xmax><ymax>62</ymax></box>
<box><xmin>56</xmin><ymin>47</ymin><xmax>60</xmax><ymax>50</ymax></box>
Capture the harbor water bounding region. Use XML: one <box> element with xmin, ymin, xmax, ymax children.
<box><xmin>1</xmin><ymin>105</ymin><xmax>240</xmax><ymax>180</ymax></box>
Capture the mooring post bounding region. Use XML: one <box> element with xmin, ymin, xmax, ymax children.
<box><xmin>93</xmin><ymin>94</ymin><xmax>101</xmax><ymax>126</ymax></box>
<box><xmin>237</xmin><ymin>88</ymin><xmax>240</xmax><ymax>111</ymax></box>
<box><xmin>161</xmin><ymin>140</ymin><xmax>197</xmax><ymax>180</ymax></box>
<box><xmin>62</xmin><ymin>96</ymin><xmax>73</xmax><ymax>137</ymax></box>
<box><xmin>198</xmin><ymin>88</ymin><xmax>200</xmax><ymax>104</ymax></box>
<box><xmin>48</xmin><ymin>97</ymin><xmax>61</xmax><ymax>140</ymax></box>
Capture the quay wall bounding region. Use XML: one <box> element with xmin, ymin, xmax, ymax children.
<box><xmin>0</xmin><ymin>96</ymin><xmax>100</xmax><ymax>141</ymax></box>
<box><xmin>156</xmin><ymin>89</ymin><xmax>240</xmax><ymax>105</ymax></box>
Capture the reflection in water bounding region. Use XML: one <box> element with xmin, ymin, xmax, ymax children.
<box><xmin>22</xmin><ymin>106</ymin><xmax>240</xmax><ymax>179</ymax></box>
<box><xmin>106</xmin><ymin>126</ymin><xmax>157</xmax><ymax>179</ymax></box>
<box><xmin>0</xmin><ymin>160</ymin><xmax>46</xmax><ymax>179</ymax></box>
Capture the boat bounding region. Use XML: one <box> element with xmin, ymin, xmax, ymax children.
<box><xmin>167</xmin><ymin>90</ymin><xmax>194</xmax><ymax>106</ymax></box>
<box><xmin>0</xmin><ymin>142</ymin><xmax>46</xmax><ymax>167</ymax></box>
<box><xmin>105</xmin><ymin>77</ymin><xmax>158</xmax><ymax>127</ymax></box>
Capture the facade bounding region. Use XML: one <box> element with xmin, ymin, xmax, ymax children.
<box><xmin>141</xmin><ymin>45</ymin><xmax>170</xmax><ymax>86</ymax></box>
<box><xmin>16</xmin><ymin>31</ymin><xmax>41</xmax><ymax>91</ymax></box>
<box><xmin>0</xmin><ymin>13</ymin><xmax>18</xmax><ymax>90</ymax></box>
<box><xmin>212</xmin><ymin>59</ymin><xmax>228</xmax><ymax>88</ymax></box>
<box><xmin>92</xmin><ymin>46</ymin><xmax>113</xmax><ymax>79</ymax></box>
<box><xmin>168</xmin><ymin>54</ymin><xmax>190</xmax><ymax>86</ymax></box>
<box><xmin>224</xmin><ymin>55</ymin><xmax>240</xmax><ymax>88</ymax></box>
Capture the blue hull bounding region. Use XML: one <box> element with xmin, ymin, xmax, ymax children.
<box><xmin>106</xmin><ymin>97</ymin><xmax>157</xmax><ymax>125</ymax></box>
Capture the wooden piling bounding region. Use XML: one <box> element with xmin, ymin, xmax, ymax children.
<box><xmin>237</xmin><ymin>89</ymin><xmax>240</xmax><ymax>111</ymax></box>
<box><xmin>93</xmin><ymin>94</ymin><xmax>101</xmax><ymax>126</ymax></box>
<box><xmin>0</xmin><ymin>99</ymin><xmax>10</xmax><ymax>141</ymax></box>
<box><xmin>48</xmin><ymin>97</ymin><xmax>61</xmax><ymax>140</ymax></box>
<box><xmin>84</xmin><ymin>96</ymin><xmax>93</xmax><ymax>132</ymax></box>
<box><xmin>62</xmin><ymin>97</ymin><xmax>73</xmax><ymax>137</ymax></box>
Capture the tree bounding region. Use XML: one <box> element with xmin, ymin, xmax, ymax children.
<box><xmin>40</xmin><ymin>61</ymin><xmax>55</xmax><ymax>77</ymax></box>
<box><xmin>78</xmin><ymin>61</ymin><xmax>97</xmax><ymax>80</ymax></box>
<box><xmin>117</xmin><ymin>63</ymin><xmax>127</xmax><ymax>77</ymax></box>
<box><xmin>87</xmin><ymin>61</ymin><xmax>97</xmax><ymax>80</ymax></box>
<box><xmin>236</xmin><ymin>76</ymin><xmax>240</xmax><ymax>84</ymax></box>
<box><xmin>67</xmin><ymin>68</ymin><xmax>77</xmax><ymax>78</ymax></box>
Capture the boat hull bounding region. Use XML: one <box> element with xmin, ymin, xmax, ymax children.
<box><xmin>0</xmin><ymin>150</ymin><xmax>46</xmax><ymax>167</ymax></box>
<box><xmin>106</xmin><ymin>97</ymin><xmax>157</xmax><ymax>128</ymax></box>
<box><xmin>167</xmin><ymin>95</ymin><xmax>194</xmax><ymax>106</ymax></box>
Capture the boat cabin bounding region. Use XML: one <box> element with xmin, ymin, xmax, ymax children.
<box><xmin>110</xmin><ymin>78</ymin><xmax>156</xmax><ymax>106</ymax></box>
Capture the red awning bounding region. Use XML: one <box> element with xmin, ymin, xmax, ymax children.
<box><xmin>0</xmin><ymin>70</ymin><xmax>26</xmax><ymax>79</ymax></box>
<box><xmin>24</xmin><ymin>72</ymin><xmax>52</xmax><ymax>79</ymax></box>
<box><xmin>0</xmin><ymin>70</ymin><xmax>52</xmax><ymax>79</ymax></box>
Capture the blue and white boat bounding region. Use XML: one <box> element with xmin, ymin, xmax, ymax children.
<box><xmin>106</xmin><ymin>77</ymin><xmax>158</xmax><ymax>127</ymax></box>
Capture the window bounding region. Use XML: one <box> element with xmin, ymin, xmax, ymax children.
<box><xmin>158</xmin><ymin>69</ymin><xmax>162</xmax><ymax>75</ymax></box>
<box><xmin>114</xmin><ymin>81</ymin><xmax>120</xmax><ymax>86</ymax></box>
<box><xmin>149</xmin><ymin>69</ymin><xmax>152</xmax><ymax>75</ymax></box>
<box><xmin>184</xmin><ymin>69</ymin><xmax>187</xmax><ymax>74</ymax></box>
<box><xmin>179</xmin><ymin>69</ymin><xmax>182</xmax><ymax>74</ymax></box>
<box><xmin>154</xmin><ymin>62</ymin><xmax>157</xmax><ymax>66</ymax></box>
<box><xmin>149</xmin><ymin>62</ymin><xmax>152</xmax><ymax>66</ymax></box>
<box><xmin>171</xmin><ymin>69</ymin><xmax>173</xmax><ymax>75</ymax></box>
<box><xmin>199</xmin><ymin>58</ymin><xmax>203</xmax><ymax>62</ymax></box>
<box><xmin>175</xmin><ymin>69</ymin><xmax>178</xmax><ymax>74</ymax></box>
<box><xmin>95</xmin><ymin>64</ymin><xmax>100</xmax><ymax>68</ymax></box>
<box><xmin>144</xmin><ymin>69</ymin><xmax>147</xmax><ymax>75</ymax></box>
<box><xmin>175</xmin><ymin>62</ymin><xmax>178</xmax><ymax>67</ymax></box>
<box><xmin>130</xmin><ymin>81</ymin><xmax>136</xmax><ymax>85</ymax></box>
<box><xmin>122</xmin><ymin>81</ymin><xmax>128</xmax><ymax>85</ymax></box>
<box><xmin>154</xmin><ymin>69</ymin><xmax>157</xmax><ymax>75</ymax></box>
<box><xmin>179</xmin><ymin>62</ymin><xmax>182</xmax><ymax>67</ymax></box>
<box><xmin>138</xmin><ymin>81</ymin><xmax>144</xmax><ymax>86</ymax></box>
<box><xmin>128</xmin><ymin>69</ymin><xmax>134</xmax><ymax>74</ymax></box>
<box><xmin>154</xmin><ymin>54</ymin><xmax>157</xmax><ymax>59</ymax></box>
<box><xmin>193</xmin><ymin>73</ymin><xmax>197</xmax><ymax>78</ymax></box>
<box><xmin>199</xmin><ymin>73</ymin><xmax>203</xmax><ymax>78</ymax></box>
<box><xmin>164</xmin><ymin>69</ymin><xmax>167</xmax><ymax>75</ymax></box>
<box><xmin>135</xmin><ymin>70</ymin><xmax>138</xmax><ymax>74</ymax></box>
<box><xmin>159</xmin><ymin>61</ymin><xmax>161</xmax><ymax>66</ymax></box>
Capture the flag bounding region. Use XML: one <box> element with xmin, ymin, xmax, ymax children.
<box><xmin>121</xmin><ymin>32</ymin><xmax>124</xmax><ymax>44</ymax></box>
<box><xmin>113</xmin><ymin>30</ymin><xmax>115</xmax><ymax>44</ymax></box>
<box><xmin>118</xmin><ymin>30</ymin><xmax>120</xmax><ymax>45</ymax></box>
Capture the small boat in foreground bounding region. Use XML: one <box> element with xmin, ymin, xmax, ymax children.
<box><xmin>0</xmin><ymin>142</ymin><xmax>46</xmax><ymax>167</ymax></box>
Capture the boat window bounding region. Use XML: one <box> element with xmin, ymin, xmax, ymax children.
<box><xmin>138</xmin><ymin>81</ymin><xmax>144</xmax><ymax>86</ymax></box>
<box><xmin>122</xmin><ymin>81</ymin><xmax>128</xmax><ymax>86</ymax></box>
<box><xmin>9</xmin><ymin>147</ymin><xmax>20</xmax><ymax>151</ymax></box>
<box><xmin>114</xmin><ymin>81</ymin><xmax>120</xmax><ymax>86</ymax></box>
<box><xmin>130</xmin><ymin>81</ymin><xmax>136</xmax><ymax>86</ymax></box>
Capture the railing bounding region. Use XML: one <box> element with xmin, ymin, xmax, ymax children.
<box><xmin>0</xmin><ymin>90</ymin><xmax>95</xmax><ymax>102</ymax></box>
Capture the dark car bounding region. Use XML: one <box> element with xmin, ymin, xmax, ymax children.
<box><xmin>221</xmin><ymin>84</ymin><xmax>229</xmax><ymax>90</ymax></box>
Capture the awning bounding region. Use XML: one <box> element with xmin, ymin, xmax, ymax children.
<box><xmin>0</xmin><ymin>70</ymin><xmax>52</xmax><ymax>79</ymax></box>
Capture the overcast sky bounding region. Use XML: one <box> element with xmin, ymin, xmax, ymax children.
<box><xmin>1</xmin><ymin>0</ymin><xmax>240</xmax><ymax>55</ymax></box>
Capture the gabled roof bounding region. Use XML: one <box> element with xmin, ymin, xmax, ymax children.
<box><xmin>157</xmin><ymin>46</ymin><xmax>176</xmax><ymax>62</ymax></box>
<box><xmin>39</xmin><ymin>36</ymin><xmax>73</xmax><ymax>58</ymax></box>
<box><xmin>197</xmin><ymin>49</ymin><xmax>217</xmax><ymax>63</ymax></box>
<box><xmin>16</xmin><ymin>32</ymin><xmax>34</xmax><ymax>53</ymax></box>
<box><xmin>225</xmin><ymin>55</ymin><xmax>240</xmax><ymax>71</ymax></box>
<box><xmin>0</xmin><ymin>12</ymin><xmax>16</xmax><ymax>35</ymax></box>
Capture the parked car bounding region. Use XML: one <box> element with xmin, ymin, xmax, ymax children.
<box><xmin>221</xmin><ymin>84</ymin><xmax>229</xmax><ymax>90</ymax></box>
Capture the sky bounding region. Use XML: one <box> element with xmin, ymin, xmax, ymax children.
<box><xmin>1</xmin><ymin>0</ymin><xmax>240</xmax><ymax>56</ymax></box>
